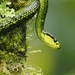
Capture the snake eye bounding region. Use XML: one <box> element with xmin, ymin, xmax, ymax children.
<box><xmin>56</xmin><ymin>42</ymin><xmax>59</xmax><ymax>45</ymax></box>
<box><xmin>55</xmin><ymin>41</ymin><xmax>61</xmax><ymax>49</ymax></box>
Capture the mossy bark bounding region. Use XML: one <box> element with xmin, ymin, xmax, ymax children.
<box><xmin>0</xmin><ymin>17</ymin><xmax>28</xmax><ymax>75</ymax></box>
<box><xmin>0</xmin><ymin>0</ymin><xmax>31</xmax><ymax>75</ymax></box>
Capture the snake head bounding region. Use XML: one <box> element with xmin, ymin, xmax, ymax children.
<box><xmin>42</xmin><ymin>32</ymin><xmax>60</xmax><ymax>49</ymax></box>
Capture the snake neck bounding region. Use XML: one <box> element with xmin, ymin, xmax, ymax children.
<box><xmin>35</xmin><ymin>0</ymin><xmax>48</xmax><ymax>38</ymax></box>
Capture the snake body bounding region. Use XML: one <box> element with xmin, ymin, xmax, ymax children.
<box><xmin>0</xmin><ymin>0</ymin><xmax>39</xmax><ymax>32</ymax></box>
<box><xmin>0</xmin><ymin>0</ymin><xmax>60</xmax><ymax>49</ymax></box>
<box><xmin>35</xmin><ymin>0</ymin><xmax>60</xmax><ymax>49</ymax></box>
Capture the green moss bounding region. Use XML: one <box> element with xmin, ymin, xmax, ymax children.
<box><xmin>0</xmin><ymin>0</ymin><xmax>29</xmax><ymax>75</ymax></box>
<box><xmin>0</xmin><ymin>18</ymin><xmax>27</xmax><ymax>75</ymax></box>
<box><xmin>0</xmin><ymin>0</ymin><xmax>43</xmax><ymax>75</ymax></box>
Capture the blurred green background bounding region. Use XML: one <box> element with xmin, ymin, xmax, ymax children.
<box><xmin>28</xmin><ymin>0</ymin><xmax>75</xmax><ymax>75</ymax></box>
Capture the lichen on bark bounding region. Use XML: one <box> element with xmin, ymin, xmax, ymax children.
<box><xmin>0</xmin><ymin>9</ymin><xmax>27</xmax><ymax>75</ymax></box>
<box><xmin>0</xmin><ymin>0</ymin><xmax>30</xmax><ymax>75</ymax></box>
<box><xmin>0</xmin><ymin>0</ymin><xmax>43</xmax><ymax>75</ymax></box>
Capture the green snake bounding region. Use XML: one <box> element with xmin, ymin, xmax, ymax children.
<box><xmin>0</xmin><ymin>0</ymin><xmax>39</xmax><ymax>31</ymax></box>
<box><xmin>0</xmin><ymin>0</ymin><xmax>60</xmax><ymax>49</ymax></box>
<box><xmin>35</xmin><ymin>0</ymin><xmax>60</xmax><ymax>49</ymax></box>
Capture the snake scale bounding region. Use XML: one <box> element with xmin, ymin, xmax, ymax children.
<box><xmin>0</xmin><ymin>0</ymin><xmax>60</xmax><ymax>49</ymax></box>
